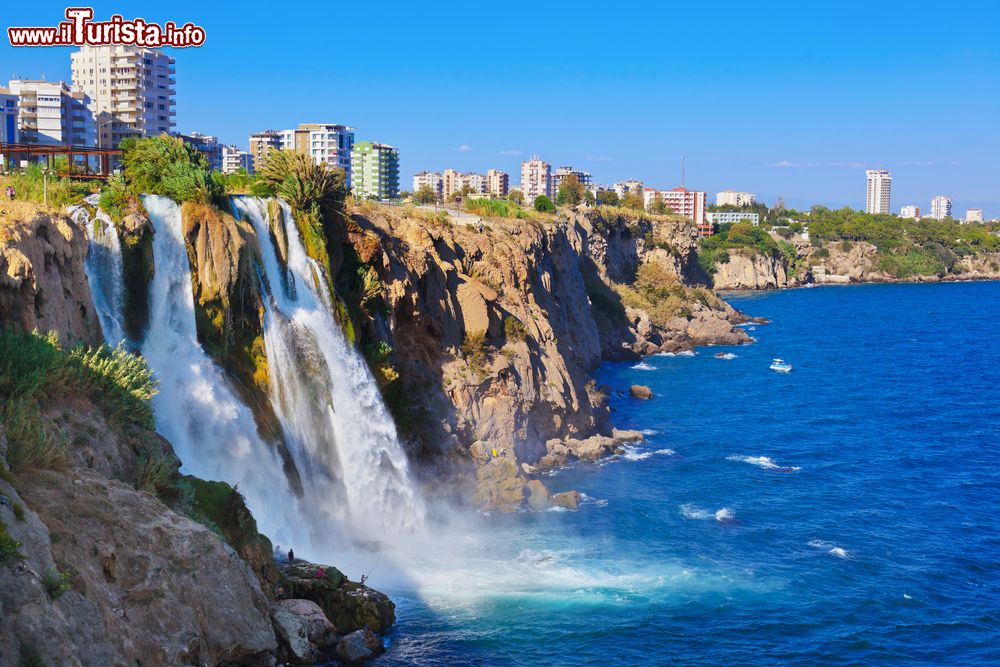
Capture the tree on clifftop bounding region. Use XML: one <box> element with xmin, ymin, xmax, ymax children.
<box><xmin>257</xmin><ymin>149</ymin><xmax>347</xmax><ymax>220</ymax></box>
<box><xmin>413</xmin><ymin>185</ymin><xmax>439</xmax><ymax>204</ymax></box>
<box><xmin>533</xmin><ymin>194</ymin><xmax>556</xmax><ymax>213</ymax></box>
<box><xmin>556</xmin><ymin>174</ymin><xmax>585</xmax><ymax>206</ymax></box>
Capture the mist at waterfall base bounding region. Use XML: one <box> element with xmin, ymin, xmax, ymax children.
<box><xmin>376</xmin><ymin>283</ymin><xmax>1000</xmax><ymax>666</ymax></box>
<box><xmin>79</xmin><ymin>201</ymin><xmax>999</xmax><ymax>664</ymax></box>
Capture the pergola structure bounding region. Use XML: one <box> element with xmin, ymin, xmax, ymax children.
<box><xmin>0</xmin><ymin>142</ymin><xmax>123</xmax><ymax>180</ymax></box>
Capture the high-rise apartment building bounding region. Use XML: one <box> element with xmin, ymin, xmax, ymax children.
<box><xmin>350</xmin><ymin>141</ymin><xmax>399</xmax><ymax>200</ymax></box>
<box><xmin>716</xmin><ymin>190</ymin><xmax>756</xmax><ymax>207</ymax></box>
<box><xmin>70</xmin><ymin>45</ymin><xmax>175</xmax><ymax>148</ymax></box>
<box><xmin>930</xmin><ymin>195</ymin><xmax>952</xmax><ymax>219</ymax></box>
<box><xmin>0</xmin><ymin>90</ymin><xmax>18</xmax><ymax>143</ymax></box>
<box><xmin>644</xmin><ymin>187</ymin><xmax>709</xmax><ymax>235</ymax></box>
<box><xmin>278</xmin><ymin>123</ymin><xmax>355</xmax><ymax>183</ymax></box>
<box><xmin>249</xmin><ymin>130</ymin><xmax>283</xmax><ymax>173</ymax></box>
<box><xmin>965</xmin><ymin>208</ymin><xmax>983</xmax><ymax>223</ymax></box>
<box><xmin>551</xmin><ymin>166</ymin><xmax>594</xmax><ymax>196</ymax></box>
<box><xmin>613</xmin><ymin>180</ymin><xmax>644</xmax><ymax>199</ymax></box>
<box><xmin>900</xmin><ymin>205</ymin><xmax>921</xmax><ymax>220</ymax></box>
<box><xmin>412</xmin><ymin>171</ymin><xmax>443</xmax><ymax>198</ymax></box>
<box><xmin>221</xmin><ymin>145</ymin><xmax>251</xmax><ymax>174</ymax></box>
<box><xmin>442</xmin><ymin>169</ymin><xmax>486</xmax><ymax>199</ymax></box>
<box><xmin>487</xmin><ymin>169</ymin><xmax>509</xmax><ymax>197</ymax></box>
<box><xmin>5</xmin><ymin>79</ymin><xmax>94</xmax><ymax>146</ymax></box>
<box><xmin>521</xmin><ymin>157</ymin><xmax>551</xmax><ymax>201</ymax></box>
<box><xmin>865</xmin><ymin>169</ymin><xmax>892</xmax><ymax>214</ymax></box>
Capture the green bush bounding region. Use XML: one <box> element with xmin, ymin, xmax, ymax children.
<box><xmin>1</xmin><ymin>164</ymin><xmax>95</xmax><ymax>207</ymax></box>
<box><xmin>533</xmin><ymin>195</ymin><xmax>556</xmax><ymax>213</ymax></box>
<box><xmin>465</xmin><ymin>197</ymin><xmax>533</xmax><ymax>219</ymax></box>
<box><xmin>0</xmin><ymin>519</ymin><xmax>21</xmax><ymax>565</ymax></box>
<box><xmin>461</xmin><ymin>330</ymin><xmax>489</xmax><ymax>378</ymax></box>
<box><xmin>0</xmin><ymin>331</ymin><xmax>158</xmax><ymax>471</ymax></box>
<box><xmin>12</xmin><ymin>503</ymin><xmax>25</xmax><ymax>522</ymax></box>
<box><xmin>42</xmin><ymin>570</ymin><xmax>71</xmax><ymax>599</ymax></box>
<box><xmin>119</xmin><ymin>135</ymin><xmax>223</xmax><ymax>206</ymax></box>
<box><xmin>876</xmin><ymin>249</ymin><xmax>945</xmax><ymax>278</ymax></box>
<box><xmin>504</xmin><ymin>316</ymin><xmax>528</xmax><ymax>342</ymax></box>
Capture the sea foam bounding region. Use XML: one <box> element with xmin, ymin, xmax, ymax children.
<box><xmin>727</xmin><ymin>454</ymin><xmax>800</xmax><ymax>472</ymax></box>
<box><xmin>631</xmin><ymin>361</ymin><xmax>657</xmax><ymax>371</ymax></box>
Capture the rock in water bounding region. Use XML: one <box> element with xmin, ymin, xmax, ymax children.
<box><xmin>552</xmin><ymin>490</ymin><xmax>582</xmax><ymax>510</ymax></box>
<box><xmin>336</xmin><ymin>628</ymin><xmax>385</xmax><ymax>664</ymax></box>
<box><xmin>277</xmin><ymin>559</ymin><xmax>395</xmax><ymax>633</ymax></box>
<box><xmin>630</xmin><ymin>384</ymin><xmax>653</xmax><ymax>400</ymax></box>
<box><xmin>525</xmin><ymin>479</ymin><xmax>551</xmax><ymax>510</ymax></box>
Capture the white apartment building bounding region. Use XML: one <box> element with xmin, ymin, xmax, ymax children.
<box><xmin>899</xmin><ymin>205</ymin><xmax>921</xmax><ymax>220</ymax></box>
<box><xmin>71</xmin><ymin>45</ymin><xmax>175</xmax><ymax>148</ymax></box>
<box><xmin>706</xmin><ymin>211</ymin><xmax>761</xmax><ymax>226</ymax></box>
<box><xmin>279</xmin><ymin>123</ymin><xmax>355</xmax><ymax>183</ymax></box>
<box><xmin>0</xmin><ymin>90</ymin><xmax>18</xmax><ymax>143</ymax></box>
<box><xmin>865</xmin><ymin>169</ymin><xmax>892</xmax><ymax>214</ymax></box>
<box><xmin>521</xmin><ymin>157</ymin><xmax>551</xmax><ymax>201</ymax></box>
<box><xmin>6</xmin><ymin>79</ymin><xmax>94</xmax><ymax>146</ymax></box>
<box><xmin>644</xmin><ymin>187</ymin><xmax>709</xmax><ymax>234</ymax></box>
<box><xmin>221</xmin><ymin>145</ymin><xmax>251</xmax><ymax>174</ymax></box>
<box><xmin>716</xmin><ymin>190</ymin><xmax>756</xmax><ymax>207</ymax></box>
<box><xmin>930</xmin><ymin>195</ymin><xmax>952</xmax><ymax>219</ymax></box>
<box><xmin>487</xmin><ymin>169</ymin><xmax>509</xmax><ymax>197</ymax></box>
<box><xmin>965</xmin><ymin>208</ymin><xmax>983</xmax><ymax>223</ymax></box>
<box><xmin>551</xmin><ymin>166</ymin><xmax>594</xmax><ymax>196</ymax></box>
<box><xmin>613</xmin><ymin>180</ymin><xmax>643</xmax><ymax>199</ymax></box>
<box><xmin>412</xmin><ymin>171</ymin><xmax>443</xmax><ymax>198</ymax></box>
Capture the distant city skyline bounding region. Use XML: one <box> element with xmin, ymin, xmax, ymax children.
<box><xmin>1</xmin><ymin>1</ymin><xmax>997</xmax><ymax>216</ymax></box>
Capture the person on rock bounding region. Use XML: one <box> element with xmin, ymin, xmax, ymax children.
<box><xmin>288</xmin><ymin>548</ymin><xmax>294</xmax><ymax>562</ymax></box>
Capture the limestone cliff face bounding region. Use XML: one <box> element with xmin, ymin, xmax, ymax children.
<box><xmin>352</xmin><ymin>208</ymin><xmax>608</xmax><ymax>472</ymax></box>
<box><xmin>0</xmin><ymin>401</ymin><xmax>277</xmax><ymax>666</ymax></box>
<box><xmin>711</xmin><ymin>250</ymin><xmax>793</xmax><ymax>289</ymax></box>
<box><xmin>0</xmin><ymin>201</ymin><xmax>102</xmax><ymax>346</ymax></box>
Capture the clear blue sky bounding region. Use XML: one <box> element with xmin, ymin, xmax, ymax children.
<box><xmin>2</xmin><ymin>1</ymin><xmax>998</xmax><ymax>215</ymax></box>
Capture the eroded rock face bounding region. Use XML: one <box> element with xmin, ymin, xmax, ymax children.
<box><xmin>0</xmin><ymin>393</ymin><xmax>279</xmax><ymax>667</ymax></box>
<box><xmin>711</xmin><ymin>251</ymin><xmax>792</xmax><ymax>289</ymax></box>
<box><xmin>277</xmin><ymin>560</ymin><xmax>395</xmax><ymax>634</ymax></box>
<box><xmin>0</xmin><ymin>202</ymin><xmax>102</xmax><ymax>345</ymax></box>
<box><xmin>271</xmin><ymin>598</ymin><xmax>337</xmax><ymax>664</ymax></box>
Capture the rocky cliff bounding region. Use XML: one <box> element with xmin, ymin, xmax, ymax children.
<box><xmin>0</xmin><ymin>201</ymin><xmax>102</xmax><ymax>346</ymax></box>
<box><xmin>343</xmin><ymin>204</ymin><xmax>751</xmax><ymax>510</ymax></box>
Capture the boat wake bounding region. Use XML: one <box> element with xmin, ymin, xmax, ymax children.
<box><xmin>808</xmin><ymin>539</ymin><xmax>852</xmax><ymax>559</ymax></box>
<box><xmin>621</xmin><ymin>446</ymin><xmax>675</xmax><ymax>462</ymax></box>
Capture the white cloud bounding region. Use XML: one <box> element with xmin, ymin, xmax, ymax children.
<box><xmin>769</xmin><ymin>160</ymin><xmax>864</xmax><ymax>169</ymax></box>
<box><xmin>454</xmin><ymin>144</ymin><xmax>472</xmax><ymax>152</ymax></box>
<box><xmin>897</xmin><ymin>160</ymin><xmax>935</xmax><ymax>167</ymax></box>
<box><xmin>771</xmin><ymin>159</ymin><xmax>799</xmax><ymax>168</ymax></box>
<box><xmin>586</xmin><ymin>155</ymin><xmax>612</xmax><ymax>162</ymax></box>
<box><xmin>499</xmin><ymin>149</ymin><xmax>523</xmax><ymax>156</ymax></box>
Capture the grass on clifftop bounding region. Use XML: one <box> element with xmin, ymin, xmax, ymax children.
<box><xmin>0</xmin><ymin>166</ymin><xmax>97</xmax><ymax>210</ymax></box>
<box><xmin>0</xmin><ymin>330</ymin><xmax>157</xmax><ymax>471</ymax></box>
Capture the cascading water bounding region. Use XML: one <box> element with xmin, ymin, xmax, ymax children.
<box><xmin>138</xmin><ymin>195</ymin><xmax>306</xmax><ymax>548</ymax></box>
<box><xmin>232</xmin><ymin>197</ymin><xmax>424</xmax><ymax>542</ymax></box>
<box><xmin>71</xmin><ymin>195</ymin><xmax>128</xmax><ymax>346</ymax></box>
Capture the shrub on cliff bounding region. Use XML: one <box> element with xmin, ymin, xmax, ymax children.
<box><xmin>119</xmin><ymin>135</ymin><xmax>224</xmax><ymax>206</ymax></box>
<box><xmin>533</xmin><ymin>195</ymin><xmax>556</xmax><ymax>213</ymax></box>
<box><xmin>0</xmin><ymin>164</ymin><xmax>94</xmax><ymax>208</ymax></box>
<box><xmin>0</xmin><ymin>331</ymin><xmax>158</xmax><ymax>470</ymax></box>
<box><xmin>258</xmin><ymin>150</ymin><xmax>347</xmax><ymax>222</ymax></box>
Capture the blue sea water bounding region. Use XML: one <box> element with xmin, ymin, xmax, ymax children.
<box><xmin>377</xmin><ymin>282</ymin><xmax>1000</xmax><ymax>666</ymax></box>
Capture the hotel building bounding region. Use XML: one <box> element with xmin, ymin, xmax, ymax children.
<box><xmin>644</xmin><ymin>186</ymin><xmax>710</xmax><ymax>235</ymax></box>
<box><xmin>70</xmin><ymin>45</ymin><xmax>175</xmax><ymax>148</ymax></box>
<box><xmin>716</xmin><ymin>190</ymin><xmax>756</xmax><ymax>207</ymax></box>
<box><xmin>930</xmin><ymin>195</ymin><xmax>952</xmax><ymax>220</ymax></box>
<box><xmin>865</xmin><ymin>169</ymin><xmax>892</xmax><ymax>214</ymax></box>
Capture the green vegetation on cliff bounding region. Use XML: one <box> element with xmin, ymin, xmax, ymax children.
<box><xmin>0</xmin><ymin>330</ymin><xmax>157</xmax><ymax>471</ymax></box>
<box><xmin>698</xmin><ymin>221</ymin><xmax>797</xmax><ymax>275</ymax></box>
<box><xmin>613</xmin><ymin>263</ymin><xmax>698</xmax><ymax>324</ymax></box>
<box><xmin>0</xmin><ymin>165</ymin><xmax>95</xmax><ymax>208</ymax></box>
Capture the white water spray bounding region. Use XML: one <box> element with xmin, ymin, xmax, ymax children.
<box><xmin>232</xmin><ymin>197</ymin><xmax>424</xmax><ymax>544</ymax></box>
<box><xmin>71</xmin><ymin>195</ymin><xmax>128</xmax><ymax>346</ymax></box>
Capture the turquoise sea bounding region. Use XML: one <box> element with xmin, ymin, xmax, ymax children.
<box><xmin>377</xmin><ymin>282</ymin><xmax>1000</xmax><ymax>666</ymax></box>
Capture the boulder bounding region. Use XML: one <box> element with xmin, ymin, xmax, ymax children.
<box><xmin>525</xmin><ymin>479</ymin><xmax>551</xmax><ymax>510</ymax></box>
<box><xmin>472</xmin><ymin>458</ymin><xmax>526</xmax><ymax>512</ymax></box>
<box><xmin>277</xmin><ymin>560</ymin><xmax>395</xmax><ymax>634</ymax></box>
<box><xmin>552</xmin><ymin>490</ymin><xmax>582</xmax><ymax>511</ymax></box>
<box><xmin>336</xmin><ymin>628</ymin><xmax>384</xmax><ymax>664</ymax></box>
<box><xmin>630</xmin><ymin>385</ymin><xmax>653</xmax><ymax>400</ymax></box>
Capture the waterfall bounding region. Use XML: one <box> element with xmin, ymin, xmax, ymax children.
<box><xmin>232</xmin><ymin>197</ymin><xmax>424</xmax><ymax>541</ymax></box>
<box><xmin>138</xmin><ymin>195</ymin><xmax>307</xmax><ymax>548</ymax></box>
<box><xmin>71</xmin><ymin>195</ymin><xmax>128</xmax><ymax>346</ymax></box>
